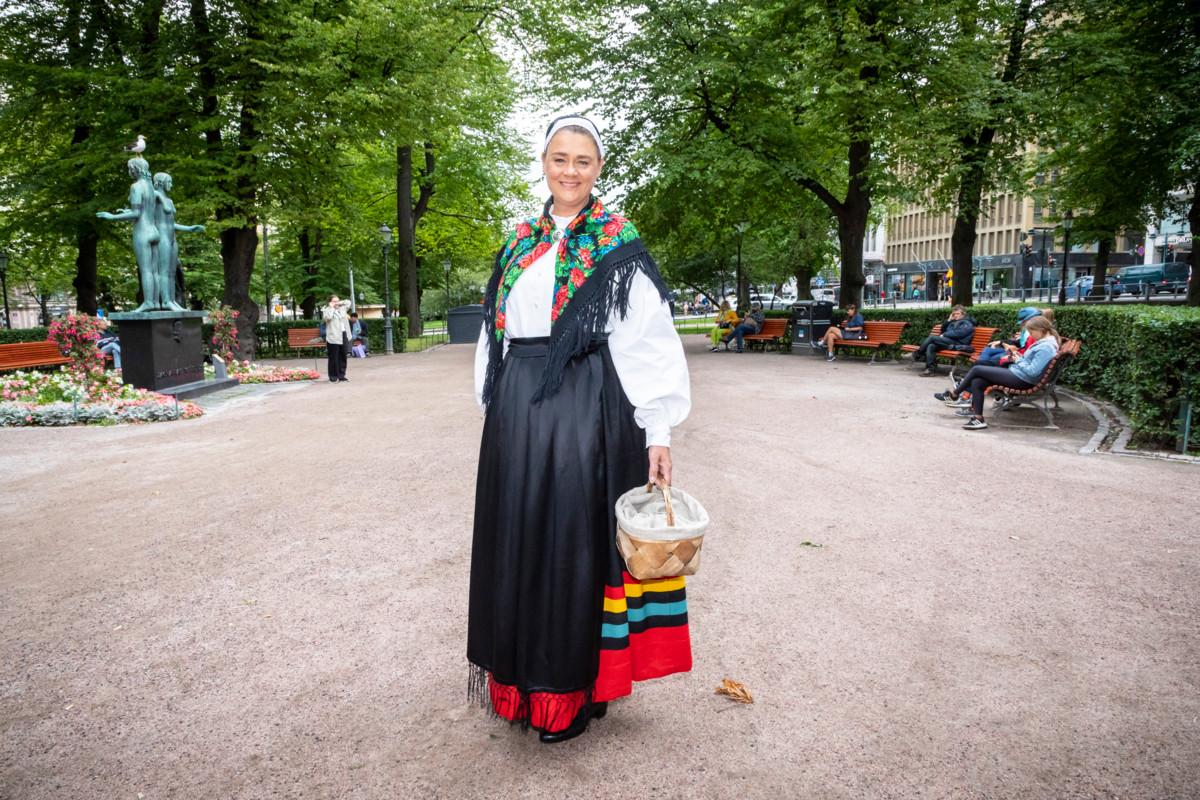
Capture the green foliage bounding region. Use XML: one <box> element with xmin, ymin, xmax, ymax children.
<box><xmin>860</xmin><ymin>304</ymin><xmax>1200</xmax><ymax>446</ymax></box>
<box><xmin>0</xmin><ymin>328</ymin><xmax>51</xmax><ymax>345</ymax></box>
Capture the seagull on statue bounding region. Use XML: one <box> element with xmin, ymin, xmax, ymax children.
<box><xmin>122</xmin><ymin>135</ymin><xmax>146</xmax><ymax>154</ymax></box>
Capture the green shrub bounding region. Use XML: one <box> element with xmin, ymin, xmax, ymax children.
<box><xmin>0</xmin><ymin>327</ymin><xmax>51</xmax><ymax>344</ymax></box>
<box><xmin>860</xmin><ymin>303</ymin><xmax>1200</xmax><ymax>447</ymax></box>
<box><xmin>201</xmin><ymin>317</ymin><xmax>409</xmax><ymax>358</ymax></box>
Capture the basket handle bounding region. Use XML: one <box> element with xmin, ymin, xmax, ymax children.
<box><xmin>645</xmin><ymin>480</ymin><xmax>676</xmax><ymax>527</ymax></box>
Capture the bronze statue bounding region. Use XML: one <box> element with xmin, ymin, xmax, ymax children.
<box><xmin>97</xmin><ymin>157</ymin><xmax>205</xmax><ymax>311</ymax></box>
<box><xmin>153</xmin><ymin>172</ymin><xmax>204</xmax><ymax>311</ymax></box>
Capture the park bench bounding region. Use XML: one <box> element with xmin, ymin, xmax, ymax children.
<box><xmin>985</xmin><ymin>339</ymin><xmax>1081</xmax><ymax>429</ymax></box>
<box><xmin>0</xmin><ymin>341</ymin><xmax>72</xmax><ymax>372</ymax></box>
<box><xmin>288</xmin><ymin>327</ymin><xmax>325</xmax><ymax>371</ymax></box>
<box><xmin>901</xmin><ymin>324</ymin><xmax>998</xmax><ymax>377</ymax></box>
<box><xmin>742</xmin><ymin>318</ymin><xmax>788</xmax><ymax>351</ymax></box>
<box><xmin>832</xmin><ymin>320</ymin><xmax>909</xmax><ymax>364</ymax></box>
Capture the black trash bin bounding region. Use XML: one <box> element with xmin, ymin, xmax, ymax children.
<box><xmin>790</xmin><ymin>301</ymin><xmax>816</xmax><ymax>354</ymax></box>
<box><xmin>447</xmin><ymin>304</ymin><xmax>484</xmax><ymax>344</ymax></box>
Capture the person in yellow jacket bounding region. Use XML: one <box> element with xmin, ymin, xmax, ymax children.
<box><xmin>708</xmin><ymin>300</ymin><xmax>739</xmax><ymax>351</ymax></box>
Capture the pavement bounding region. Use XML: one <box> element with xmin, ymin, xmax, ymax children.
<box><xmin>2</xmin><ymin>338</ymin><xmax>1199</xmax><ymax>800</ymax></box>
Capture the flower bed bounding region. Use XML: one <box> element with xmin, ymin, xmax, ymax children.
<box><xmin>0</xmin><ymin>369</ymin><xmax>202</xmax><ymax>427</ymax></box>
<box><xmin>211</xmin><ymin>360</ymin><xmax>320</xmax><ymax>384</ymax></box>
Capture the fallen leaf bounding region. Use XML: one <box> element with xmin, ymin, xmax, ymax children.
<box><xmin>1009</xmin><ymin>535</ymin><xmax>1020</xmax><ymax>541</ymax></box>
<box><xmin>715</xmin><ymin>678</ymin><xmax>754</xmax><ymax>704</ymax></box>
<box><xmin>799</xmin><ymin>541</ymin><xmax>824</xmax><ymax>548</ymax></box>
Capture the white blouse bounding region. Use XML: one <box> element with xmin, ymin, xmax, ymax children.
<box><xmin>474</xmin><ymin>214</ymin><xmax>690</xmax><ymax>448</ymax></box>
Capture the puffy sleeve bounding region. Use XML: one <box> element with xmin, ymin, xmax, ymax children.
<box><xmin>607</xmin><ymin>268</ymin><xmax>691</xmax><ymax>448</ymax></box>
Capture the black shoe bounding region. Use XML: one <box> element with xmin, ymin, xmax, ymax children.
<box><xmin>934</xmin><ymin>391</ymin><xmax>954</xmax><ymax>402</ymax></box>
<box><xmin>539</xmin><ymin>705</ymin><xmax>593</xmax><ymax>744</ymax></box>
<box><xmin>338</xmin><ymin>377</ymin><xmax>348</xmax><ymax>382</ymax></box>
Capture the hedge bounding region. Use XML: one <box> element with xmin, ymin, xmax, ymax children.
<box><xmin>857</xmin><ymin>303</ymin><xmax>1200</xmax><ymax>448</ymax></box>
<box><xmin>0</xmin><ymin>327</ymin><xmax>51</xmax><ymax>344</ymax></box>
<box><xmin>2</xmin><ymin>318</ymin><xmax>409</xmax><ymax>357</ymax></box>
<box><xmin>201</xmin><ymin>317</ymin><xmax>408</xmax><ymax>358</ymax></box>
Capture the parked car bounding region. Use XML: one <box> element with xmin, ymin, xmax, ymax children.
<box><xmin>1065</xmin><ymin>275</ymin><xmax>1121</xmax><ymax>299</ymax></box>
<box><xmin>1114</xmin><ymin>262</ymin><xmax>1192</xmax><ymax>294</ymax></box>
<box><xmin>748</xmin><ymin>293</ymin><xmax>792</xmax><ymax>310</ymax></box>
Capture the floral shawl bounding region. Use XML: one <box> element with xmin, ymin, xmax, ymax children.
<box><xmin>481</xmin><ymin>196</ymin><xmax>669</xmax><ymax>406</ymax></box>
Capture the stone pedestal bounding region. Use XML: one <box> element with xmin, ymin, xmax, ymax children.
<box><xmin>108</xmin><ymin>311</ymin><xmax>235</xmax><ymax>398</ymax></box>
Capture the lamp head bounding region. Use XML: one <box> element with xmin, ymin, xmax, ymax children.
<box><xmin>0</xmin><ymin>250</ymin><xmax>7</xmax><ymax>274</ymax></box>
<box><xmin>379</xmin><ymin>224</ymin><xmax>392</xmax><ymax>246</ymax></box>
<box><xmin>1062</xmin><ymin>210</ymin><xmax>1074</xmax><ymax>232</ymax></box>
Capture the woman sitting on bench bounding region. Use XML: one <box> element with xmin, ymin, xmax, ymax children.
<box><xmin>818</xmin><ymin>303</ymin><xmax>865</xmax><ymax>362</ymax></box>
<box><xmin>935</xmin><ymin>316</ymin><xmax>1060</xmax><ymax>431</ymax></box>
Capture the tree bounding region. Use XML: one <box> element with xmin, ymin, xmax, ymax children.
<box><xmin>1035</xmin><ymin>0</ymin><xmax>1200</xmax><ymax>304</ymax></box>
<box><xmin>541</xmin><ymin>0</ymin><xmax>945</xmax><ymax>308</ymax></box>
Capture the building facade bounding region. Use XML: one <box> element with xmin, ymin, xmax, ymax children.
<box><xmin>882</xmin><ymin>191</ymin><xmax>1138</xmax><ymax>299</ymax></box>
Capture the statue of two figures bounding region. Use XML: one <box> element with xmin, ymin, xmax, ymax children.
<box><xmin>96</xmin><ymin>157</ymin><xmax>205</xmax><ymax>312</ymax></box>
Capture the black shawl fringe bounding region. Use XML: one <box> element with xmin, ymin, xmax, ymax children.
<box><xmin>479</xmin><ymin>238</ymin><xmax>670</xmax><ymax>409</ymax></box>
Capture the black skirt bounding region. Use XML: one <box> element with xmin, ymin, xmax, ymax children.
<box><xmin>467</xmin><ymin>336</ymin><xmax>647</xmax><ymax>698</ymax></box>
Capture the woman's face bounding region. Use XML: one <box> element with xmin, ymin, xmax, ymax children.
<box><xmin>542</xmin><ymin>131</ymin><xmax>603</xmax><ymax>212</ymax></box>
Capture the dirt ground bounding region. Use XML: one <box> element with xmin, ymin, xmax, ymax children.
<box><xmin>2</xmin><ymin>339</ymin><xmax>1198</xmax><ymax>800</ymax></box>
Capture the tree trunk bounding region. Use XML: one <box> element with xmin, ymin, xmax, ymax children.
<box><xmin>793</xmin><ymin>266</ymin><xmax>814</xmax><ymax>301</ymax></box>
<box><xmin>396</xmin><ymin>142</ymin><xmax>435</xmax><ymax>337</ymax></box>
<box><xmin>950</xmin><ymin>152</ymin><xmax>987</xmax><ymax>308</ymax></box>
<box><xmin>221</xmin><ymin>226</ymin><xmax>258</xmax><ymax>356</ymax></box>
<box><xmin>1089</xmin><ymin>236</ymin><xmax>1112</xmax><ymax>297</ymax></box>
<box><xmin>1188</xmin><ymin>187</ymin><xmax>1200</xmax><ymax>306</ymax></box>
<box><xmin>299</xmin><ymin>227</ymin><xmax>320</xmax><ymax>319</ymax></box>
<box><xmin>73</xmin><ymin>227</ymin><xmax>99</xmax><ymax>315</ymax></box>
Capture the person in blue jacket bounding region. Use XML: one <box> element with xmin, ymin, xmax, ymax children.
<box><xmin>914</xmin><ymin>305</ymin><xmax>976</xmax><ymax>376</ymax></box>
<box><xmin>977</xmin><ymin>306</ymin><xmax>1040</xmax><ymax>366</ymax></box>
<box><xmin>935</xmin><ymin>315</ymin><xmax>1060</xmax><ymax>430</ymax></box>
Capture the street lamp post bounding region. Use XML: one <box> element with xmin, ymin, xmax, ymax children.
<box><xmin>1058</xmin><ymin>210</ymin><xmax>1073</xmax><ymax>306</ymax></box>
<box><xmin>0</xmin><ymin>250</ymin><xmax>10</xmax><ymax>329</ymax></box>
<box><xmin>380</xmin><ymin>223</ymin><xmax>394</xmax><ymax>354</ymax></box>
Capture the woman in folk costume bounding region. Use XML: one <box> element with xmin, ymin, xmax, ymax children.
<box><xmin>469</xmin><ymin>115</ymin><xmax>692</xmax><ymax>743</ymax></box>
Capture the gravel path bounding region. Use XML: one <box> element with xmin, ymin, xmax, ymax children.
<box><xmin>2</xmin><ymin>341</ymin><xmax>1198</xmax><ymax>799</ymax></box>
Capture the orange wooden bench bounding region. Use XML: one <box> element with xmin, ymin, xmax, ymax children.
<box><xmin>902</xmin><ymin>324</ymin><xmax>997</xmax><ymax>375</ymax></box>
<box><xmin>287</xmin><ymin>327</ymin><xmax>325</xmax><ymax>371</ymax></box>
<box><xmin>985</xmin><ymin>339</ymin><xmax>1081</xmax><ymax>428</ymax></box>
<box><xmin>831</xmin><ymin>320</ymin><xmax>909</xmax><ymax>364</ymax></box>
<box><xmin>0</xmin><ymin>341</ymin><xmax>72</xmax><ymax>372</ymax></box>
<box><xmin>742</xmin><ymin>318</ymin><xmax>788</xmax><ymax>351</ymax></box>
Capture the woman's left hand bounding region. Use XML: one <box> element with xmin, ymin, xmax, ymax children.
<box><xmin>648</xmin><ymin>445</ymin><xmax>672</xmax><ymax>486</ymax></box>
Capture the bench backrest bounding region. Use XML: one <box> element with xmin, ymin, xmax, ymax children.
<box><xmin>968</xmin><ymin>327</ymin><xmax>998</xmax><ymax>356</ymax></box>
<box><xmin>861</xmin><ymin>320</ymin><xmax>908</xmax><ymax>344</ymax></box>
<box><xmin>1039</xmin><ymin>339</ymin><xmax>1080</xmax><ymax>387</ymax></box>
<box><xmin>0</xmin><ymin>341</ymin><xmax>71</xmax><ymax>369</ymax></box>
<box><xmin>752</xmin><ymin>318</ymin><xmax>788</xmax><ymax>337</ymax></box>
<box><xmin>287</xmin><ymin>328</ymin><xmax>324</xmax><ymax>347</ymax></box>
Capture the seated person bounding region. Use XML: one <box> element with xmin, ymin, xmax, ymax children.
<box><xmin>977</xmin><ymin>306</ymin><xmax>1040</xmax><ymax>366</ymax></box>
<box><xmin>96</xmin><ymin>317</ymin><xmax>121</xmax><ymax>369</ymax></box>
<box><xmin>721</xmin><ymin>302</ymin><xmax>765</xmax><ymax>353</ymax></box>
<box><xmin>818</xmin><ymin>303</ymin><xmax>865</xmax><ymax>362</ymax></box>
<box><xmin>709</xmin><ymin>300</ymin><xmax>740</xmax><ymax>352</ymax></box>
<box><xmin>935</xmin><ymin>316</ymin><xmax>1060</xmax><ymax>430</ymax></box>
<box><xmin>349</xmin><ymin>312</ymin><xmax>369</xmax><ymax>358</ymax></box>
<box><xmin>913</xmin><ymin>305</ymin><xmax>975</xmax><ymax>376</ymax></box>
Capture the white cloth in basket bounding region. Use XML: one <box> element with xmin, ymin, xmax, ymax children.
<box><xmin>615</xmin><ymin>484</ymin><xmax>709</xmax><ymax>541</ymax></box>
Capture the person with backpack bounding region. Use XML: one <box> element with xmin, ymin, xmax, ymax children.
<box><xmin>935</xmin><ymin>316</ymin><xmax>1060</xmax><ymax>430</ymax></box>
